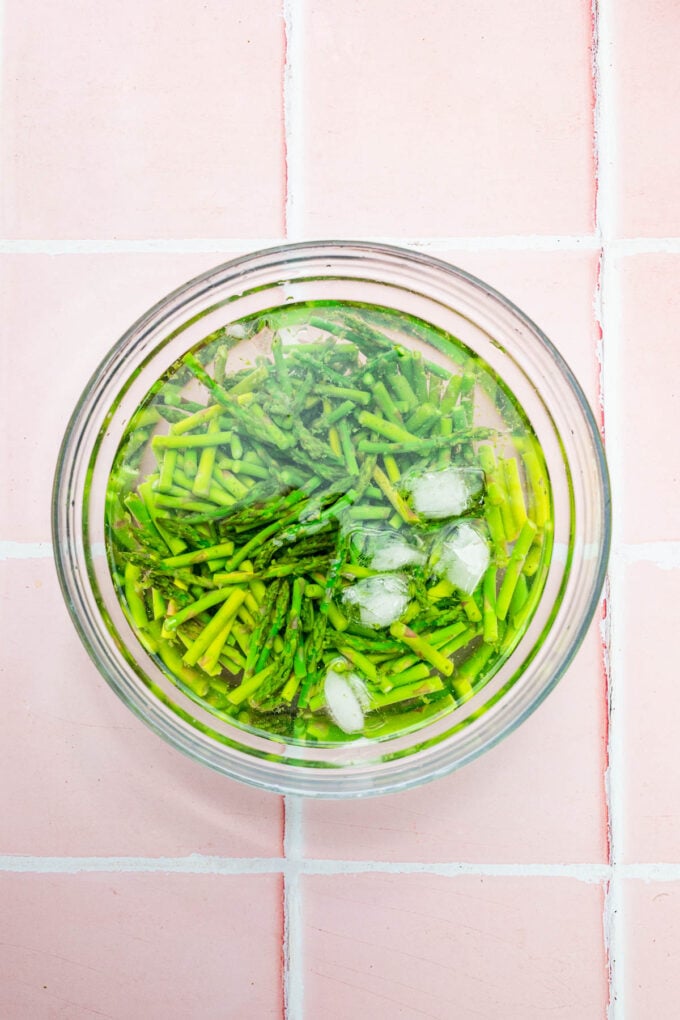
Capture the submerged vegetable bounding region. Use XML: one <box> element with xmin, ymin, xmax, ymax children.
<box><xmin>105</xmin><ymin>301</ymin><xmax>553</xmax><ymax>743</ymax></box>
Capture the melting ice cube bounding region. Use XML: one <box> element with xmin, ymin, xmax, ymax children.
<box><xmin>435</xmin><ymin>522</ymin><xmax>490</xmax><ymax>594</ymax></box>
<box><xmin>407</xmin><ymin>466</ymin><xmax>482</xmax><ymax>519</ymax></box>
<box><xmin>369</xmin><ymin>534</ymin><xmax>426</xmax><ymax>572</ymax></box>
<box><xmin>343</xmin><ymin>573</ymin><xmax>410</xmax><ymax>628</ymax></box>
<box><xmin>324</xmin><ymin>669</ymin><xmax>369</xmax><ymax>734</ymax></box>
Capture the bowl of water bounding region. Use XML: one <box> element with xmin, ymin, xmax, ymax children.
<box><xmin>53</xmin><ymin>241</ymin><xmax>610</xmax><ymax>796</ymax></box>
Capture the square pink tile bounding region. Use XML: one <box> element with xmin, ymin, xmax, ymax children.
<box><xmin>625</xmin><ymin>880</ymin><xmax>680</xmax><ymax>1016</ymax></box>
<box><xmin>622</xmin><ymin>562</ymin><xmax>680</xmax><ymax>863</ymax></box>
<box><xmin>0</xmin><ymin>872</ymin><xmax>282</xmax><ymax>1018</ymax></box>
<box><xmin>303</xmin><ymin>874</ymin><xmax>607</xmax><ymax>1018</ymax></box>
<box><xmin>1</xmin><ymin>1</ymin><xmax>285</xmax><ymax>238</ymax></box>
<box><xmin>0</xmin><ymin>253</ymin><xmax>236</xmax><ymax>540</ymax></box>
<box><xmin>619</xmin><ymin>256</ymin><xmax>680</xmax><ymax>542</ymax></box>
<box><xmin>0</xmin><ymin>559</ymin><xmax>283</xmax><ymax>857</ymax></box>
<box><xmin>301</xmin><ymin>1</ymin><xmax>595</xmax><ymax>236</ymax></box>
<box><xmin>613</xmin><ymin>0</ymin><xmax>680</xmax><ymax>235</ymax></box>
<box><xmin>304</xmin><ymin>622</ymin><xmax>607</xmax><ymax>864</ymax></box>
<box><xmin>443</xmin><ymin>250</ymin><xmax>601</xmax><ymax>414</ymax></box>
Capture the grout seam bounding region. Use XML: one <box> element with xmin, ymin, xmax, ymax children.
<box><xmin>283</xmin><ymin>798</ymin><xmax>304</xmax><ymax>1020</ymax></box>
<box><xmin>604</xmin><ymin>876</ymin><xmax>620</xmax><ymax>1015</ymax></box>
<box><xmin>612</xmin><ymin>238</ymin><xmax>680</xmax><ymax>255</ymax></box>
<box><xmin>0</xmin><ymin>238</ymin><xmax>286</xmax><ymax>255</ymax></box>
<box><xmin>0</xmin><ymin>855</ymin><xmax>286</xmax><ymax>874</ymax></box>
<box><xmin>283</xmin><ymin>0</ymin><xmax>304</xmax><ymax>242</ymax></box>
<box><xmin>593</xmin><ymin>0</ymin><xmax>625</xmax><ymax>1015</ymax></box>
<box><xmin>602</xmin><ymin>249</ymin><xmax>627</xmax><ymax>1020</ymax></box>
<box><xmin>0</xmin><ymin>856</ymin><xmax>615</xmax><ymax>879</ymax></box>
<box><xmin>0</xmin><ymin>541</ymin><xmax>54</xmax><ymax>559</ymax></box>
<box><xmin>0</xmin><ymin>237</ymin><xmax>679</xmax><ymax>256</ymax></box>
<box><xmin>618</xmin><ymin>542</ymin><xmax>680</xmax><ymax>570</ymax></box>
<box><xmin>0</xmin><ymin>855</ymin><xmax>677</xmax><ymax>881</ymax></box>
<box><xmin>0</xmin><ymin>236</ymin><xmax>595</xmax><ymax>254</ymax></box>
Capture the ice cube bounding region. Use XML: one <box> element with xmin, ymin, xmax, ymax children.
<box><xmin>436</xmin><ymin>523</ymin><xmax>490</xmax><ymax>594</ymax></box>
<box><xmin>324</xmin><ymin>669</ymin><xmax>367</xmax><ymax>734</ymax></box>
<box><xmin>343</xmin><ymin>574</ymin><xmax>410</xmax><ymax>628</ymax></box>
<box><xmin>277</xmin><ymin>324</ymin><xmax>328</xmax><ymax>345</ymax></box>
<box><xmin>407</xmin><ymin>466</ymin><xmax>481</xmax><ymax>519</ymax></box>
<box><xmin>369</xmin><ymin>536</ymin><xmax>426</xmax><ymax>571</ymax></box>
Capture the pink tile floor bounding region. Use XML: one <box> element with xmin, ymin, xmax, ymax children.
<box><xmin>1</xmin><ymin>1</ymin><xmax>678</xmax><ymax>1017</ymax></box>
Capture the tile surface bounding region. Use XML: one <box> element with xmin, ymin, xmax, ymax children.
<box><xmin>301</xmin><ymin>0</ymin><xmax>595</xmax><ymax>236</ymax></box>
<box><xmin>625</xmin><ymin>880</ymin><xmax>680</xmax><ymax>1018</ymax></box>
<box><xmin>0</xmin><ymin>559</ymin><xmax>283</xmax><ymax>857</ymax></box>
<box><xmin>622</xmin><ymin>562</ymin><xmax>680</xmax><ymax>863</ymax></box>
<box><xmin>619</xmin><ymin>255</ymin><xmax>680</xmax><ymax>542</ymax></box>
<box><xmin>0</xmin><ymin>872</ymin><xmax>283</xmax><ymax>1019</ymax></box>
<box><xmin>612</xmin><ymin>0</ymin><xmax>680</xmax><ymax>235</ymax></box>
<box><xmin>303</xmin><ymin>874</ymin><xmax>607</xmax><ymax>1019</ymax></box>
<box><xmin>1</xmin><ymin>0</ymin><xmax>285</xmax><ymax>238</ymax></box>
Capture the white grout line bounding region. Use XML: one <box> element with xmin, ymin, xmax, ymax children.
<box><xmin>302</xmin><ymin>860</ymin><xmax>611</xmax><ymax>882</ymax></box>
<box><xmin>594</xmin><ymin>0</ymin><xmax>625</xmax><ymax>1014</ymax></box>
<box><xmin>603</xmin><ymin>255</ymin><xmax>629</xmax><ymax>1004</ymax></box>
<box><xmin>621</xmin><ymin>864</ymin><xmax>680</xmax><ymax>883</ymax></box>
<box><xmin>0</xmin><ymin>238</ymin><xmax>285</xmax><ymax>255</ymax></box>
<box><xmin>283</xmin><ymin>0</ymin><xmax>305</xmax><ymax>242</ymax></box>
<box><xmin>613</xmin><ymin>237</ymin><xmax>680</xmax><ymax>255</ymax></box>
<box><xmin>619</xmin><ymin>542</ymin><xmax>680</xmax><ymax>570</ymax></box>
<box><xmin>0</xmin><ymin>854</ymin><xmax>677</xmax><ymax>882</ymax></box>
<box><xmin>0</xmin><ymin>855</ymin><xmax>609</xmax><ymax>881</ymax></box>
<box><xmin>369</xmin><ymin>235</ymin><xmax>601</xmax><ymax>252</ymax></box>
<box><xmin>0</xmin><ymin>0</ymin><xmax>4</xmax><ymax>197</ymax></box>
<box><xmin>0</xmin><ymin>855</ymin><xmax>286</xmax><ymax>874</ymax></box>
<box><xmin>283</xmin><ymin>797</ymin><xmax>304</xmax><ymax>1020</ymax></box>
<box><xmin>0</xmin><ymin>236</ymin><xmax>596</xmax><ymax>255</ymax></box>
<box><xmin>0</xmin><ymin>541</ymin><xmax>106</xmax><ymax>560</ymax></box>
<box><xmin>0</xmin><ymin>236</ymin><xmax>679</xmax><ymax>256</ymax></box>
<box><xmin>604</xmin><ymin>875</ymin><xmax>622</xmax><ymax>1016</ymax></box>
<box><xmin>0</xmin><ymin>541</ymin><xmax>54</xmax><ymax>559</ymax></box>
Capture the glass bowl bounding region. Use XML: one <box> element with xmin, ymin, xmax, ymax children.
<box><xmin>52</xmin><ymin>241</ymin><xmax>610</xmax><ymax>797</ymax></box>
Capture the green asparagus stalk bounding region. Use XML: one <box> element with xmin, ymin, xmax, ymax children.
<box><xmin>496</xmin><ymin>519</ymin><xmax>538</xmax><ymax>620</ymax></box>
